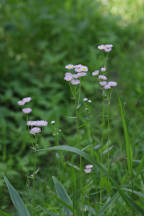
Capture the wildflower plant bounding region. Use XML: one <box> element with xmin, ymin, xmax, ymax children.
<box><xmin>5</xmin><ymin>43</ymin><xmax>142</xmax><ymax>216</ymax></box>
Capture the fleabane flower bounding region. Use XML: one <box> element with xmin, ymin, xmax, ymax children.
<box><xmin>98</xmin><ymin>44</ymin><xmax>113</xmax><ymax>52</ymax></box>
<box><xmin>104</xmin><ymin>84</ymin><xmax>111</xmax><ymax>89</ymax></box>
<box><xmin>74</xmin><ymin>64</ymin><xmax>88</xmax><ymax>72</ymax></box>
<box><xmin>101</xmin><ymin>67</ymin><xmax>106</xmax><ymax>72</ymax></box>
<box><xmin>18</xmin><ymin>97</ymin><xmax>32</xmax><ymax>106</ymax></box>
<box><xmin>77</xmin><ymin>72</ymin><xmax>87</xmax><ymax>77</ymax></box>
<box><xmin>92</xmin><ymin>70</ymin><xmax>99</xmax><ymax>76</ymax></box>
<box><xmin>84</xmin><ymin>164</ymin><xmax>93</xmax><ymax>173</ymax></box>
<box><xmin>64</xmin><ymin>72</ymin><xmax>73</xmax><ymax>81</ymax></box>
<box><xmin>84</xmin><ymin>168</ymin><xmax>92</xmax><ymax>173</ymax></box>
<box><xmin>88</xmin><ymin>100</ymin><xmax>92</xmax><ymax>103</ymax></box>
<box><xmin>83</xmin><ymin>98</ymin><xmax>88</xmax><ymax>102</ymax></box>
<box><xmin>98</xmin><ymin>75</ymin><xmax>107</xmax><ymax>80</ymax></box>
<box><xmin>108</xmin><ymin>81</ymin><xmax>117</xmax><ymax>87</ymax></box>
<box><xmin>18</xmin><ymin>100</ymin><xmax>25</xmax><ymax>106</ymax></box>
<box><xmin>65</xmin><ymin>64</ymin><xmax>74</xmax><ymax>70</ymax></box>
<box><xmin>27</xmin><ymin>120</ymin><xmax>48</xmax><ymax>127</ymax></box>
<box><xmin>71</xmin><ymin>79</ymin><xmax>80</xmax><ymax>85</ymax></box>
<box><xmin>22</xmin><ymin>108</ymin><xmax>32</xmax><ymax>114</ymax></box>
<box><xmin>51</xmin><ymin>120</ymin><xmax>55</xmax><ymax>124</ymax></box>
<box><xmin>81</xmin><ymin>65</ymin><xmax>88</xmax><ymax>72</ymax></box>
<box><xmin>23</xmin><ymin>97</ymin><xmax>32</xmax><ymax>103</ymax></box>
<box><xmin>30</xmin><ymin>127</ymin><xmax>41</xmax><ymax>135</ymax></box>
<box><xmin>99</xmin><ymin>81</ymin><xmax>107</xmax><ymax>86</ymax></box>
<box><xmin>86</xmin><ymin>164</ymin><xmax>93</xmax><ymax>169</ymax></box>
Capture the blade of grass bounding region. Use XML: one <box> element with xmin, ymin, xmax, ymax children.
<box><xmin>118</xmin><ymin>190</ymin><xmax>144</xmax><ymax>215</ymax></box>
<box><xmin>4</xmin><ymin>176</ymin><xmax>31</xmax><ymax>216</ymax></box>
<box><xmin>119</xmin><ymin>97</ymin><xmax>133</xmax><ymax>176</ymax></box>
<box><xmin>52</xmin><ymin>176</ymin><xmax>73</xmax><ymax>215</ymax></box>
<box><xmin>0</xmin><ymin>210</ymin><xmax>12</xmax><ymax>216</ymax></box>
<box><xmin>97</xmin><ymin>192</ymin><xmax>119</xmax><ymax>216</ymax></box>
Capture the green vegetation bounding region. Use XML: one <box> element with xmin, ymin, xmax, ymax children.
<box><xmin>1</xmin><ymin>0</ymin><xmax>144</xmax><ymax>215</ymax></box>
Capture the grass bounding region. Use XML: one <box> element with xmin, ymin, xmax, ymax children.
<box><xmin>1</xmin><ymin>0</ymin><xmax>144</xmax><ymax>215</ymax></box>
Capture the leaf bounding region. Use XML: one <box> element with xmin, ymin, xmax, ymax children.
<box><xmin>4</xmin><ymin>176</ymin><xmax>31</xmax><ymax>216</ymax></box>
<box><xmin>39</xmin><ymin>145</ymin><xmax>106</xmax><ymax>172</ymax></box>
<box><xmin>0</xmin><ymin>210</ymin><xmax>12</xmax><ymax>216</ymax></box>
<box><xmin>52</xmin><ymin>176</ymin><xmax>73</xmax><ymax>215</ymax></box>
<box><xmin>118</xmin><ymin>190</ymin><xmax>144</xmax><ymax>215</ymax></box>
<box><xmin>97</xmin><ymin>193</ymin><xmax>119</xmax><ymax>216</ymax></box>
<box><xmin>119</xmin><ymin>97</ymin><xmax>133</xmax><ymax>176</ymax></box>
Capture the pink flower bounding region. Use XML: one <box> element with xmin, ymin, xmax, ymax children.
<box><xmin>18</xmin><ymin>100</ymin><xmax>25</xmax><ymax>106</ymax></box>
<box><xmin>77</xmin><ymin>72</ymin><xmax>87</xmax><ymax>77</ymax></box>
<box><xmin>98</xmin><ymin>44</ymin><xmax>113</xmax><ymax>52</ymax></box>
<box><xmin>22</xmin><ymin>108</ymin><xmax>32</xmax><ymax>114</ymax></box>
<box><xmin>30</xmin><ymin>127</ymin><xmax>41</xmax><ymax>135</ymax></box>
<box><xmin>98</xmin><ymin>75</ymin><xmax>107</xmax><ymax>80</ymax></box>
<box><xmin>71</xmin><ymin>79</ymin><xmax>80</xmax><ymax>85</ymax></box>
<box><xmin>99</xmin><ymin>81</ymin><xmax>107</xmax><ymax>86</ymax></box>
<box><xmin>83</xmin><ymin>98</ymin><xmax>88</xmax><ymax>102</ymax></box>
<box><xmin>84</xmin><ymin>168</ymin><xmax>92</xmax><ymax>174</ymax></box>
<box><xmin>64</xmin><ymin>72</ymin><xmax>73</xmax><ymax>81</ymax></box>
<box><xmin>92</xmin><ymin>70</ymin><xmax>99</xmax><ymax>76</ymax></box>
<box><xmin>23</xmin><ymin>97</ymin><xmax>32</xmax><ymax>103</ymax></box>
<box><xmin>65</xmin><ymin>64</ymin><xmax>74</xmax><ymax>70</ymax></box>
<box><xmin>108</xmin><ymin>81</ymin><xmax>117</xmax><ymax>87</ymax></box>
<box><xmin>104</xmin><ymin>84</ymin><xmax>111</xmax><ymax>89</ymax></box>
<box><xmin>86</xmin><ymin>164</ymin><xmax>93</xmax><ymax>169</ymax></box>
<box><xmin>101</xmin><ymin>67</ymin><xmax>106</xmax><ymax>72</ymax></box>
<box><xmin>27</xmin><ymin>120</ymin><xmax>48</xmax><ymax>127</ymax></box>
<box><xmin>17</xmin><ymin>97</ymin><xmax>32</xmax><ymax>106</ymax></box>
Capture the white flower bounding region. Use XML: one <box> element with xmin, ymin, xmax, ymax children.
<box><xmin>18</xmin><ymin>97</ymin><xmax>32</xmax><ymax>105</ymax></box>
<box><xmin>65</xmin><ymin>64</ymin><xmax>74</xmax><ymax>70</ymax></box>
<box><xmin>81</xmin><ymin>66</ymin><xmax>88</xmax><ymax>72</ymax></box>
<box><xmin>71</xmin><ymin>79</ymin><xmax>80</xmax><ymax>85</ymax></box>
<box><xmin>98</xmin><ymin>44</ymin><xmax>113</xmax><ymax>52</ymax></box>
<box><xmin>84</xmin><ymin>168</ymin><xmax>92</xmax><ymax>173</ymax></box>
<box><xmin>22</xmin><ymin>108</ymin><xmax>32</xmax><ymax>114</ymax></box>
<box><xmin>86</xmin><ymin>164</ymin><xmax>93</xmax><ymax>169</ymax></box>
<box><xmin>30</xmin><ymin>127</ymin><xmax>41</xmax><ymax>135</ymax></box>
<box><xmin>77</xmin><ymin>72</ymin><xmax>87</xmax><ymax>77</ymax></box>
<box><xmin>98</xmin><ymin>75</ymin><xmax>107</xmax><ymax>80</ymax></box>
<box><xmin>92</xmin><ymin>70</ymin><xmax>99</xmax><ymax>76</ymax></box>
<box><xmin>18</xmin><ymin>100</ymin><xmax>25</xmax><ymax>106</ymax></box>
<box><xmin>88</xmin><ymin>100</ymin><xmax>92</xmax><ymax>103</ymax></box>
<box><xmin>99</xmin><ymin>81</ymin><xmax>107</xmax><ymax>86</ymax></box>
<box><xmin>101</xmin><ymin>67</ymin><xmax>106</xmax><ymax>72</ymax></box>
<box><xmin>23</xmin><ymin>97</ymin><xmax>32</xmax><ymax>103</ymax></box>
<box><xmin>64</xmin><ymin>72</ymin><xmax>73</xmax><ymax>81</ymax></box>
<box><xmin>51</xmin><ymin>120</ymin><xmax>55</xmax><ymax>124</ymax></box>
<box><xmin>83</xmin><ymin>98</ymin><xmax>88</xmax><ymax>102</ymax></box>
<box><xmin>104</xmin><ymin>84</ymin><xmax>111</xmax><ymax>89</ymax></box>
<box><xmin>108</xmin><ymin>81</ymin><xmax>117</xmax><ymax>87</ymax></box>
<box><xmin>27</xmin><ymin>120</ymin><xmax>48</xmax><ymax>127</ymax></box>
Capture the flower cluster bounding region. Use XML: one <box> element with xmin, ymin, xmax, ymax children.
<box><xmin>27</xmin><ymin>120</ymin><xmax>48</xmax><ymax>127</ymax></box>
<box><xmin>98</xmin><ymin>44</ymin><xmax>113</xmax><ymax>52</ymax></box>
<box><xmin>64</xmin><ymin>64</ymin><xmax>88</xmax><ymax>85</ymax></box>
<box><xmin>84</xmin><ymin>164</ymin><xmax>93</xmax><ymax>173</ymax></box>
<box><xmin>83</xmin><ymin>98</ymin><xmax>92</xmax><ymax>103</ymax></box>
<box><xmin>18</xmin><ymin>97</ymin><xmax>32</xmax><ymax>106</ymax></box>
<box><xmin>18</xmin><ymin>97</ymin><xmax>50</xmax><ymax>135</ymax></box>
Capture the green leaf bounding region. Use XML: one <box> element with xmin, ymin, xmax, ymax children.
<box><xmin>4</xmin><ymin>176</ymin><xmax>31</xmax><ymax>216</ymax></box>
<box><xmin>97</xmin><ymin>192</ymin><xmax>119</xmax><ymax>216</ymax></box>
<box><xmin>52</xmin><ymin>176</ymin><xmax>73</xmax><ymax>215</ymax></box>
<box><xmin>39</xmin><ymin>145</ymin><xmax>106</xmax><ymax>172</ymax></box>
<box><xmin>0</xmin><ymin>210</ymin><xmax>12</xmax><ymax>216</ymax></box>
<box><xmin>119</xmin><ymin>97</ymin><xmax>133</xmax><ymax>176</ymax></box>
<box><xmin>118</xmin><ymin>190</ymin><xmax>144</xmax><ymax>215</ymax></box>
